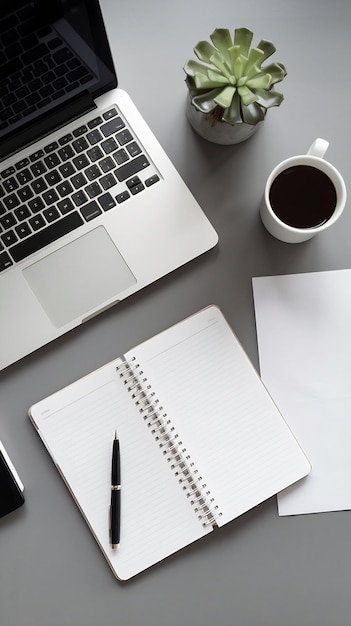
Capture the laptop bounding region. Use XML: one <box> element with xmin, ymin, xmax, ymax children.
<box><xmin>0</xmin><ymin>0</ymin><xmax>218</xmax><ymax>371</ymax></box>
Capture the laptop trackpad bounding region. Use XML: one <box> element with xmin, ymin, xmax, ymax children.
<box><xmin>23</xmin><ymin>227</ymin><xmax>136</xmax><ymax>328</ymax></box>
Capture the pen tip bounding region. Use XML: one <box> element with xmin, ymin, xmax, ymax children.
<box><xmin>112</xmin><ymin>543</ymin><xmax>119</xmax><ymax>550</ymax></box>
<box><xmin>114</xmin><ymin>430</ymin><xmax>118</xmax><ymax>440</ymax></box>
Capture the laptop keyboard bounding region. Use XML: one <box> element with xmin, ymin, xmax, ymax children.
<box><xmin>0</xmin><ymin>106</ymin><xmax>160</xmax><ymax>272</ymax></box>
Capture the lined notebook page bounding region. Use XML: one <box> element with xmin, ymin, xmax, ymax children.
<box><xmin>127</xmin><ymin>306</ymin><xmax>310</xmax><ymax>526</ymax></box>
<box><xmin>29</xmin><ymin>360</ymin><xmax>210</xmax><ymax>581</ymax></box>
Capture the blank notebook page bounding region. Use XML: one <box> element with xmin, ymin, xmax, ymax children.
<box><xmin>31</xmin><ymin>362</ymin><xmax>210</xmax><ymax>581</ymax></box>
<box><xmin>127</xmin><ymin>306</ymin><xmax>310</xmax><ymax>525</ymax></box>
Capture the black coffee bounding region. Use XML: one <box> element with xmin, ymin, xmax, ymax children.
<box><xmin>269</xmin><ymin>165</ymin><xmax>337</xmax><ymax>229</ymax></box>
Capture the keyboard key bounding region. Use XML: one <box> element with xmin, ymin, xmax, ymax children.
<box><xmin>10</xmin><ymin>212</ymin><xmax>84</xmax><ymax>262</ymax></box>
<box><xmin>126</xmin><ymin>177</ymin><xmax>141</xmax><ymax>189</ymax></box>
<box><xmin>87</xmin><ymin>129</ymin><xmax>102</xmax><ymax>145</ymax></box>
<box><xmin>87</xmin><ymin>146</ymin><xmax>103</xmax><ymax>162</ymax></box>
<box><xmin>15</xmin><ymin>222</ymin><xmax>31</xmax><ymax>239</ymax></box>
<box><xmin>29</xmin><ymin>149</ymin><xmax>44</xmax><ymax>162</ymax></box>
<box><xmin>44</xmin><ymin>153</ymin><xmax>60</xmax><ymax>169</ymax></box>
<box><xmin>30</xmin><ymin>161</ymin><xmax>47</xmax><ymax>176</ymax></box>
<box><xmin>116</xmin><ymin>155</ymin><xmax>150</xmax><ymax>182</ymax></box>
<box><xmin>0</xmin><ymin>213</ymin><xmax>16</xmax><ymax>229</ymax></box>
<box><xmin>59</xmin><ymin>133</ymin><xmax>73</xmax><ymax>145</ymax></box>
<box><xmin>85</xmin><ymin>182</ymin><xmax>102</xmax><ymax>198</ymax></box>
<box><xmin>126</xmin><ymin>176</ymin><xmax>145</xmax><ymax>196</ymax></box>
<box><xmin>56</xmin><ymin>181</ymin><xmax>73</xmax><ymax>197</ymax></box>
<box><xmin>103</xmin><ymin>108</ymin><xmax>118</xmax><ymax>120</ymax></box>
<box><xmin>101</xmin><ymin>137</ymin><xmax>117</xmax><ymax>154</ymax></box>
<box><xmin>4</xmin><ymin>177</ymin><xmax>19</xmax><ymax>193</ymax></box>
<box><xmin>29</xmin><ymin>214</ymin><xmax>46</xmax><ymax>231</ymax></box>
<box><xmin>59</xmin><ymin>162</ymin><xmax>75</xmax><ymax>178</ymax></box>
<box><xmin>145</xmin><ymin>175</ymin><xmax>160</xmax><ymax>187</ymax></box>
<box><xmin>3</xmin><ymin>193</ymin><xmax>20</xmax><ymax>210</ymax></box>
<box><xmin>116</xmin><ymin>191</ymin><xmax>130</xmax><ymax>203</ymax></box>
<box><xmin>100</xmin><ymin>173</ymin><xmax>116</xmax><ymax>190</ymax></box>
<box><xmin>44</xmin><ymin>170</ymin><xmax>61</xmax><ymax>185</ymax></box>
<box><xmin>73</xmin><ymin>154</ymin><xmax>89</xmax><ymax>170</ymax></box>
<box><xmin>73</xmin><ymin>125</ymin><xmax>87</xmax><ymax>137</ymax></box>
<box><xmin>130</xmin><ymin>182</ymin><xmax>145</xmax><ymax>195</ymax></box>
<box><xmin>80</xmin><ymin>200</ymin><xmax>102</xmax><ymax>221</ymax></box>
<box><xmin>28</xmin><ymin>197</ymin><xmax>45</xmax><ymax>213</ymax></box>
<box><xmin>43</xmin><ymin>207</ymin><xmax>60</xmax><ymax>222</ymax></box>
<box><xmin>0</xmin><ymin>251</ymin><xmax>13</xmax><ymax>272</ymax></box>
<box><xmin>72</xmin><ymin>190</ymin><xmax>88</xmax><ymax>206</ymax></box>
<box><xmin>88</xmin><ymin>116</ymin><xmax>103</xmax><ymax>129</ymax></box>
<box><xmin>113</xmin><ymin>149</ymin><xmax>128</xmax><ymax>166</ymax></box>
<box><xmin>1</xmin><ymin>167</ymin><xmax>15</xmax><ymax>179</ymax></box>
<box><xmin>58</xmin><ymin>145</ymin><xmax>74</xmax><ymax>161</ymax></box>
<box><xmin>31</xmin><ymin>177</ymin><xmax>48</xmax><ymax>194</ymax></box>
<box><xmin>42</xmin><ymin>189</ymin><xmax>59</xmax><ymax>205</ymax></box>
<box><xmin>127</xmin><ymin>142</ymin><xmax>142</xmax><ymax>157</ymax></box>
<box><xmin>101</xmin><ymin>117</ymin><xmax>125</xmax><ymax>137</ymax></box>
<box><xmin>16</xmin><ymin>168</ymin><xmax>33</xmax><ymax>185</ymax></box>
<box><xmin>116</xmin><ymin>129</ymin><xmax>133</xmax><ymax>146</ymax></box>
<box><xmin>57</xmin><ymin>198</ymin><xmax>75</xmax><ymax>215</ymax></box>
<box><xmin>71</xmin><ymin>173</ymin><xmax>87</xmax><ymax>189</ymax></box>
<box><xmin>72</xmin><ymin>137</ymin><xmax>89</xmax><ymax>153</ymax></box>
<box><xmin>99</xmin><ymin>156</ymin><xmax>115</xmax><ymax>173</ymax></box>
<box><xmin>1</xmin><ymin>229</ymin><xmax>18</xmax><ymax>246</ymax></box>
<box><xmin>98</xmin><ymin>193</ymin><xmax>116</xmax><ymax>211</ymax></box>
<box><xmin>15</xmin><ymin>157</ymin><xmax>30</xmax><ymax>170</ymax></box>
<box><xmin>17</xmin><ymin>185</ymin><xmax>34</xmax><ymax>202</ymax></box>
<box><xmin>14</xmin><ymin>205</ymin><xmax>31</xmax><ymax>221</ymax></box>
<box><xmin>44</xmin><ymin>142</ymin><xmax>58</xmax><ymax>154</ymax></box>
<box><xmin>85</xmin><ymin>164</ymin><xmax>101</xmax><ymax>181</ymax></box>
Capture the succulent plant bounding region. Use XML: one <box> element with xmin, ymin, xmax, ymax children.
<box><xmin>184</xmin><ymin>28</ymin><xmax>287</xmax><ymax>126</ymax></box>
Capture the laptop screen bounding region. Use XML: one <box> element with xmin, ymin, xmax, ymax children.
<box><xmin>0</xmin><ymin>0</ymin><xmax>117</xmax><ymax>160</ymax></box>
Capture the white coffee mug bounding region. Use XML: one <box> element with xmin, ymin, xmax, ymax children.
<box><xmin>260</xmin><ymin>139</ymin><xmax>347</xmax><ymax>243</ymax></box>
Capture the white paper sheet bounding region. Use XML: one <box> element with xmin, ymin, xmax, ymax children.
<box><xmin>252</xmin><ymin>269</ymin><xmax>351</xmax><ymax>516</ymax></box>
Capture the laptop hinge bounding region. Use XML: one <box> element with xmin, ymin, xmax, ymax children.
<box><xmin>0</xmin><ymin>93</ymin><xmax>96</xmax><ymax>162</ymax></box>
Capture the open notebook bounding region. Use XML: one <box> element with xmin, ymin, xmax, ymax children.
<box><xmin>29</xmin><ymin>306</ymin><xmax>310</xmax><ymax>580</ymax></box>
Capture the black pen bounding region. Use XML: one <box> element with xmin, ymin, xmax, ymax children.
<box><xmin>110</xmin><ymin>430</ymin><xmax>121</xmax><ymax>550</ymax></box>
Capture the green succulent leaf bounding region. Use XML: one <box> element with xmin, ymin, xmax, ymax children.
<box><xmin>262</xmin><ymin>62</ymin><xmax>287</xmax><ymax>85</ymax></box>
<box><xmin>208</xmin><ymin>69</ymin><xmax>232</xmax><ymax>84</ymax></box>
<box><xmin>233</xmin><ymin>28</ymin><xmax>253</xmax><ymax>57</ymax></box>
<box><xmin>184</xmin><ymin>59</ymin><xmax>212</xmax><ymax>77</ymax></box>
<box><xmin>227</xmin><ymin>45</ymin><xmax>241</xmax><ymax>74</ymax></box>
<box><xmin>195</xmin><ymin>74</ymin><xmax>226</xmax><ymax>89</ymax></box>
<box><xmin>214</xmin><ymin>85</ymin><xmax>237</xmax><ymax>108</ymax></box>
<box><xmin>234</xmin><ymin>55</ymin><xmax>245</xmax><ymax>79</ymax></box>
<box><xmin>191</xmin><ymin>88</ymin><xmax>224</xmax><ymax>112</ymax></box>
<box><xmin>237</xmin><ymin>85</ymin><xmax>257</xmax><ymax>106</ymax></box>
<box><xmin>242</xmin><ymin>102</ymin><xmax>266</xmax><ymax>125</ymax></box>
<box><xmin>244</xmin><ymin>47</ymin><xmax>265</xmax><ymax>77</ymax></box>
<box><xmin>222</xmin><ymin>91</ymin><xmax>242</xmax><ymax>124</ymax></box>
<box><xmin>210</xmin><ymin>52</ymin><xmax>233</xmax><ymax>79</ymax></box>
<box><xmin>210</xmin><ymin>29</ymin><xmax>233</xmax><ymax>63</ymax></box>
<box><xmin>256</xmin><ymin>39</ymin><xmax>277</xmax><ymax>61</ymax></box>
<box><xmin>246</xmin><ymin>74</ymin><xmax>272</xmax><ymax>90</ymax></box>
<box><xmin>194</xmin><ymin>40</ymin><xmax>218</xmax><ymax>63</ymax></box>
<box><xmin>255</xmin><ymin>88</ymin><xmax>284</xmax><ymax>108</ymax></box>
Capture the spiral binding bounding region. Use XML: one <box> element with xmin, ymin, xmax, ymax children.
<box><xmin>117</xmin><ymin>357</ymin><xmax>221</xmax><ymax>528</ymax></box>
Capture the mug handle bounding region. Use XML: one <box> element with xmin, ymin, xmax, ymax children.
<box><xmin>307</xmin><ymin>138</ymin><xmax>329</xmax><ymax>158</ymax></box>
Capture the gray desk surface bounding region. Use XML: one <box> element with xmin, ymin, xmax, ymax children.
<box><xmin>1</xmin><ymin>1</ymin><xmax>351</xmax><ymax>624</ymax></box>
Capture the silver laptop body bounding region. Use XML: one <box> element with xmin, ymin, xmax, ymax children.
<box><xmin>0</xmin><ymin>0</ymin><xmax>217</xmax><ymax>370</ymax></box>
